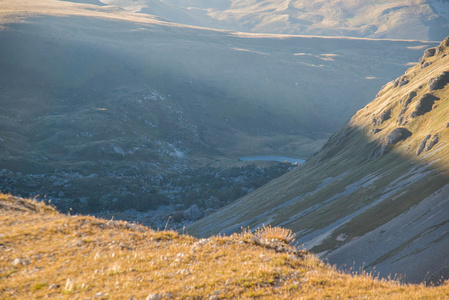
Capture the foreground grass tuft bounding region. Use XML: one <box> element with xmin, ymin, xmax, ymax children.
<box><xmin>1</xmin><ymin>193</ymin><xmax>449</xmax><ymax>299</ymax></box>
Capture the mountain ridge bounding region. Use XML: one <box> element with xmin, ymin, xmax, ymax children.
<box><xmin>89</xmin><ymin>0</ymin><xmax>449</xmax><ymax>41</ymax></box>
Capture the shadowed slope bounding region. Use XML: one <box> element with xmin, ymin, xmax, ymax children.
<box><xmin>187</xmin><ymin>37</ymin><xmax>449</xmax><ymax>284</ymax></box>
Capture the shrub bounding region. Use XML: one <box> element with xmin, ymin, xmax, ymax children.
<box><xmin>254</xmin><ymin>225</ymin><xmax>296</xmax><ymax>244</ymax></box>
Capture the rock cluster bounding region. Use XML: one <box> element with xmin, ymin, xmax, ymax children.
<box><xmin>372</xmin><ymin>109</ymin><xmax>391</xmax><ymax>126</ymax></box>
<box><xmin>417</xmin><ymin>134</ymin><xmax>440</xmax><ymax>156</ymax></box>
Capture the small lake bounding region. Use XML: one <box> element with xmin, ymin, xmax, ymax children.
<box><xmin>239</xmin><ymin>155</ymin><xmax>305</xmax><ymax>164</ymax></box>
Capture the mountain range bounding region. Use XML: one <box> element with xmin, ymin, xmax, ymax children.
<box><xmin>91</xmin><ymin>0</ymin><xmax>449</xmax><ymax>40</ymax></box>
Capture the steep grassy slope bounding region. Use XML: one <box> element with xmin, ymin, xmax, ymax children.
<box><xmin>109</xmin><ymin>0</ymin><xmax>449</xmax><ymax>40</ymax></box>
<box><xmin>0</xmin><ymin>0</ymin><xmax>434</xmax><ymax>211</ymax></box>
<box><xmin>2</xmin><ymin>193</ymin><xmax>449</xmax><ymax>299</ymax></box>
<box><xmin>187</xmin><ymin>37</ymin><xmax>449</xmax><ymax>284</ymax></box>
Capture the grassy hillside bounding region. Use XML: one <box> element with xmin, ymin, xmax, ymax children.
<box><xmin>2</xmin><ymin>193</ymin><xmax>449</xmax><ymax>299</ymax></box>
<box><xmin>113</xmin><ymin>0</ymin><xmax>449</xmax><ymax>41</ymax></box>
<box><xmin>187</xmin><ymin>37</ymin><xmax>449</xmax><ymax>284</ymax></box>
<box><xmin>0</xmin><ymin>0</ymin><xmax>435</xmax><ymax>213</ymax></box>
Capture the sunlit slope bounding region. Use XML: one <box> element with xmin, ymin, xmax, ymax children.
<box><xmin>107</xmin><ymin>0</ymin><xmax>449</xmax><ymax>41</ymax></box>
<box><xmin>2</xmin><ymin>193</ymin><xmax>449</xmax><ymax>298</ymax></box>
<box><xmin>187</xmin><ymin>37</ymin><xmax>449</xmax><ymax>284</ymax></box>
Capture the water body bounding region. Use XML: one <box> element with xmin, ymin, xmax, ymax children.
<box><xmin>239</xmin><ymin>155</ymin><xmax>305</xmax><ymax>164</ymax></box>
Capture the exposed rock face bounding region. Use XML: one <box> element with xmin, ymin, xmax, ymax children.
<box><xmin>428</xmin><ymin>72</ymin><xmax>449</xmax><ymax>91</ymax></box>
<box><xmin>412</xmin><ymin>94</ymin><xmax>439</xmax><ymax>117</ymax></box>
<box><xmin>393</xmin><ymin>76</ymin><xmax>409</xmax><ymax>87</ymax></box>
<box><xmin>417</xmin><ymin>135</ymin><xmax>431</xmax><ymax>156</ymax></box>
<box><xmin>372</xmin><ymin>109</ymin><xmax>391</xmax><ymax>126</ymax></box>
<box><xmin>386</xmin><ymin>128</ymin><xmax>412</xmax><ymax>145</ymax></box>
<box><xmin>183</xmin><ymin>204</ymin><xmax>203</xmax><ymax>221</ymax></box>
<box><xmin>436</xmin><ymin>36</ymin><xmax>449</xmax><ymax>54</ymax></box>
<box><xmin>419</xmin><ymin>47</ymin><xmax>436</xmax><ymax>65</ymax></box>
<box><xmin>369</xmin><ymin>127</ymin><xmax>412</xmax><ymax>160</ymax></box>
<box><xmin>426</xmin><ymin>135</ymin><xmax>439</xmax><ymax>152</ymax></box>
<box><xmin>401</xmin><ymin>91</ymin><xmax>417</xmax><ymax>109</ymax></box>
<box><xmin>423</xmin><ymin>47</ymin><xmax>436</xmax><ymax>59</ymax></box>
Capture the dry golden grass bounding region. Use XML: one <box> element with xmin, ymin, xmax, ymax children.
<box><xmin>253</xmin><ymin>225</ymin><xmax>296</xmax><ymax>244</ymax></box>
<box><xmin>1</xmin><ymin>193</ymin><xmax>449</xmax><ymax>299</ymax></box>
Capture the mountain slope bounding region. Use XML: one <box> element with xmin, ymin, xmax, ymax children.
<box><xmin>2</xmin><ymin>193</ymin><xmax>449</xmax><ymax>298</ymax></box>
<box><xmin>0</xmin><ymin>0</ymin><xmax>434</xmax><ymax>212</ymax></box>
<box><xmin>106</xmin><ymin>0</ymin><xmax>449</xmax><ymax>40</ymax></box>
<box><xmin>187</xmin><ymin>37</ymin><xmax>449</xmax><ymax>284</ymax></box>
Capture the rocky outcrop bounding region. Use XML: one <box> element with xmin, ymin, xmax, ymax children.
<box><xmin>393</xmin><ymin>76</ymin><xmax>409</xmax><ymax>88</ymax></box>
<box><xmin>411</xmin><ymin>94</ymin><xmax>439</xmax><ymax>118</ymax></box>
<box><xmin>416</xmin><ymin>135</ymin><xmax>431</xmax><ymax>156</ymax></box>
<box><xmin>419</xmin><ymin>47</ymin><xmax>436</xmax><ymax>66</ymax></box>
<box><xmin>436</xmin><ymin>36</ymin><xmax>449</xmax><ymax>54</ymax></box>
<box><xmin>372</xmin><ymin>109</ymin><xmax>391</xmax><ymax>126</ymax></box>
<box><xmin>428</xmin><ymin>72</ymin><xmax>449</xmax><ymax>91</ymax></box>
<box><xmin>397</xmin><ymin>91</ymin><xmax>417</xmax><ymax>126</ymax></box>
<box><xmin>426</xmin><ymin>135</ymin><xmax>439</xmax><ymax>152</ymax></box>
<box><xmin>183</xmin><ymin>204</ymin><xmax>203</xmax><ymax>221</ymax></box>
<box><xmin>422</xmin><ymin>47</ymin><xmax>436</xmax><ymax>59</ymax></box>
<box><xmin>401</xmin><ymin>91</ymin><xmax>417</xmax><ymax>109</ymax></box>
<box><xmin>369</xmin><ymin>127</ymin><xmax>412</xmax><ymax>160</ymax></box>
<box><xmin>386</xmin><ymin>128</ymin><xmax>412</xmax><ymax>145</ymax></box>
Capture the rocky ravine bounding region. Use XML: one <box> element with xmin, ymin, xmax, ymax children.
<box><xmin>187</xmin><ymin>36</ymin><xmax>449</xmax><ymax>284</ymax></box>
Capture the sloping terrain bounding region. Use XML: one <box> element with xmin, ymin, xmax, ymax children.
<box><xmin>2</xmin><ymin>193</ymin><xmax>449</xmax><ymax>299</ymax></box>
<box><xmin>187</xmin><ymin>37</ymin><xmax>449</xmax><ymax>284</ymax></box>
<box><xmin>0</xmin><ymin>0</ymin><xmax>434</xmax><ymax>213</ymax></box>
<box><xmin>101</xmin><ymin>0</ymin><xmax>449</xmax><ymax>40</ymax></box>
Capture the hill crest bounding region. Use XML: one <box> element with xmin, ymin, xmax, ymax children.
<box><xmin>2</xmin><ymin>193</ymin><xmax>449</xmax><ymax>298</ymax></box>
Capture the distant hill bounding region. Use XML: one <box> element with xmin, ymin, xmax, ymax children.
<box><xmin>187</xmin><ymin>36</ymin><xmax>449</xmax><ymax>284</ymax></box>
<box><xmin>0</xmin><ymin>0</ymin><xmax>434</xmax><ymax>213</ymax></box>
<box><xmin>99</xmin><ymin>0</ymin><xmax>449</xmax><ymax>41</ymax></box>
<box><xmin>2</xmin><ymin>192</ymin><xmax>449</xmax><ymax>298</ymax></box>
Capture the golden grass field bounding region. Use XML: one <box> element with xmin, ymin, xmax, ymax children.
<box><xmin>1</xmin><ymin>193</ymin><xmax>448</xmax><ymax>299</ymax></box>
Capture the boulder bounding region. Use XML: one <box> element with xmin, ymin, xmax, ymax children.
<box><xmin>419</xmin><ymin>47</ymin><xmax>436</xmax><ymax>65</ymax></box>
<box><xmin>183</xmin><ymin>204</ymin><xmax>203</xmax><ymax>221</ymax></box>
<box><xmin>412</xmin><ymin>94</ymin><xmax>439</xmax><ymax>117</ymax></box>
<box><xmin>386</xmin><ymin>128</ymin><xmax>412</xmax><ymax>145</ymax></box>
<box><xmin>428</xmin><ymin>71</ymin><xmax>449</xmax><ymax>91</ymax></box>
